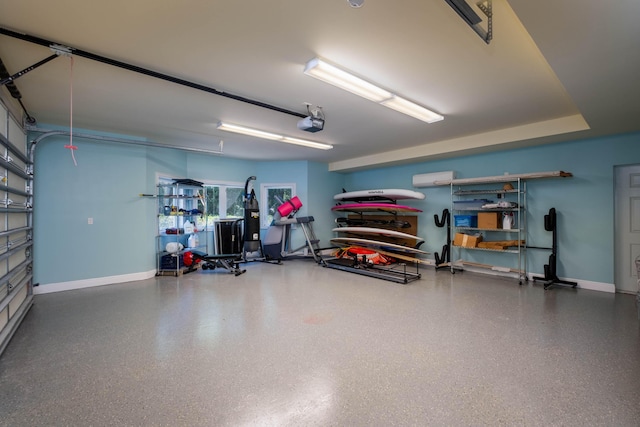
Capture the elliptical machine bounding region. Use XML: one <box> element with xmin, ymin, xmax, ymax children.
<box><xmin>262</xmin><ymin>195</ymin><xmax>323</xmax><ymax>264</ymax></box>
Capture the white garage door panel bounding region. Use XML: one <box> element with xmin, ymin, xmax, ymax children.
<box><xmin>0</xmin><ymin>99</ymin><xmax>33</xmax><ymax>356</ymax></box>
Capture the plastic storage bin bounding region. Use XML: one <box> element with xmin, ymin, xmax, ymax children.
<box><xmin>454</xmin><ymin>214</ymin><xmax>478</xmax><ymax>227</ymax></box>
<box><xmin>161</xmin><ymin>254</ymin><xmax>184</xmax><ymax>269</ymax></box>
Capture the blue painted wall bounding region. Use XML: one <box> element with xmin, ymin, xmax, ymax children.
<box><xmin>33</xmin><ymin>134</ymin><xmax>149</xmax><ymax>283</ymax></box>
<box><xmin>32</xmin><ymin>127</ymin><xmax>640</xmax><ymax>288</ymax></box>
<box><xmin>342</xmin><ymin>132</ymin><xmax>640</xmax><ymax>284</ymax></box>
<box><xmin>186</xmin><ymin>151</ymin><xmax>256</xmax><ymax>184</ymax></box>
<box><xmin>32</xmin><ymin>133</ymin><xmax>344</xmax><ymax>286</ymax></box>
<box><xmin>307</xmin><ymin>161</ymin><xmax>345</xmax><ymax>248</ymax></box>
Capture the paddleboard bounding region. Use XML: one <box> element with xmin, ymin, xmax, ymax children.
<box><xmin>350</xmin><ymin>246</ymin><xmax>434</xmax><ymax>265</ymax></box>
<box><xmin>332</xmin><ymin>227</ymin><xmax>425</xmax><ymax>243</ymax></box>
<box><xmin>335</xmin><ymin>217</ymin><xmax>411</xmax><ymax>229</ymax></box>
<box><xmin>331</xmin><ymin>237</ymin><xmax>428</xmax><ymax>255</ymax></box>
<box><xmin>331</xmin><ymin>203</ymin><xmax>422</xmax><ymax>213</ymax></box>
<box><xmin>334</xmin><ymin>188</ymin><xmax>425</xmax><ymax>202</ymax></box>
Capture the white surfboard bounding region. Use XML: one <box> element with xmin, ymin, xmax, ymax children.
<box><xmin>330</xmin><ymin>237</ymin><xmax>428</xmax><ymax>255</ymax></box>
<box><xmin>332</xmin><ymin>227</ymin><xmax>425</xmax><ymax>243</ymax></box>
<box><xmin>334</xmin><ymin>188</ymin><xmax>426</xmax><ymax>202</ymax></box>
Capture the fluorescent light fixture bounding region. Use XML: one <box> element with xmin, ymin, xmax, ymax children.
<box><xmin>217</xmin><ymin>122</ymin><xmax>333</xmax><ymax>150</ymax></box>
<box><xmin>281</xmin><ymin>137</ymin><xmax>333</xmax><ymax>150</ymax></box>
<box><xmin>216</xmin><ymin>122</ymin><xmax>281</xmax><ymax>140</ymax></box>
<box><xmin>304</xmin><ymin>58</ymin><xmax>392</xmax><ymax>103</ymax></box>
<box><xmin>304</xmin><ymin>57</ymin><xmax>443</xmax><ymax>123</ymax></box>
<box><xmin>381</xmin><ymin>95</ymin><xmax>444</xmax><ymax>123</ymax></box>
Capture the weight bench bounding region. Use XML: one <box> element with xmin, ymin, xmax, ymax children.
<box><xmin>191</xmin><ymin>251</ymin><xmax>246</xmax><ymax>276</ymax></box>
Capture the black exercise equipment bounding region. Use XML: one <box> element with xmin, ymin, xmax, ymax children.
<box><xmin>192</xmin><ymin>251</ymin><xmax>246</xmax><ymax>276</ymax></box>
<box><xmin>190</xmin><ymin>219</ymin><xmax>246</xmax><ymax>276</ymax></box>
<box><xmin>531</xmin><ymin>208</ymin><xmax>577</xmax><ymax>290</ymax></box>
<box><xmin>242</xmin><ymin>176</ymin><xmax>263</xmax><ymax>259</ymax></box>
<box><xmin>434</xmin><ymin>208</ymin><xmax>451</xmax><ymax>269</ymax></box>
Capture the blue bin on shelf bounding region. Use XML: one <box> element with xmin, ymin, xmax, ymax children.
<box><xmin>454</xmin><ymin>214</ymin><xmax>478</xmax><ymax>228</ymax></box>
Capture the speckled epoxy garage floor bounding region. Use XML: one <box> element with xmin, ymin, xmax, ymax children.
<box><xmin>1</xmin><ymin>261</ymin><xmax>639</xmax><ymax>426</ymax></box>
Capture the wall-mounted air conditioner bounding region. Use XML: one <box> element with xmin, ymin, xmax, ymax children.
<box><xmin>412</xmin><ymin>171</ymin><xmax>456</xmax><ymax>187</ymax></box>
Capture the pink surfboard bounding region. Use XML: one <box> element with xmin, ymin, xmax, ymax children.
<box><xmin>331</xmin><ymin>202</ymin><xmax>422</xmax><ymax>213</ymax></box>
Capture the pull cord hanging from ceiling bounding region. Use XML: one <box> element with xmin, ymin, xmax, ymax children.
<box><xmin>64</xmin><ymin>55</ymin><xmax>78</xmax><ymax>166</ymax></box>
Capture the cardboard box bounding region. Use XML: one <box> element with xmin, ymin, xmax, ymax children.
<box><xmin>453</xmin><ymin>233</ymin><xmax>483</xmax><ymax>248</ymax></box>
<box><xmin>478</xmin><ymin>212</ymin><xmax>501</xmax><ymax>229</ymax></box>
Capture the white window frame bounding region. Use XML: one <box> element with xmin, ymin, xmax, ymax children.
<box><xmin>260</xmin><ymin>182</ymin><xmax>296</xmax><ymax>228</ymax></box>
<box><xmin>206</xmin><ymin>181</ymin><xmax>245</xmax><ymax>220</ymax></box>
<box><xmin>156</xmin><ymin>175</ymin><xmax>243</xmax><ymax>228</ymax></box>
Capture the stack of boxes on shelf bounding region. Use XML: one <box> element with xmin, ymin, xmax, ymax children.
<box><xmin>452</xmin><ymin>198</ymin><xmax>490</xmax><ymax>248</ymax></box>
<box><xmin>452</xmin><ymin>198</ymin><xmax>522</xmax><ymax>249</ymax></box>
<box><xmin>453</xmin><ymin>232</ymin><xmax>483</xmax><ymax>248</ymax></box>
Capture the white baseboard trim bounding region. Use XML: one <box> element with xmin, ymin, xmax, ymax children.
<box><xmin>32</xmin><ymin>269</ymin><xmax>617</xmax><ymax>295</ymax></box>
<box><xmin>34</xmin><ymin>270</ymin><xmax>157</xmax><ymax>294</ymax></box>
<box><xmin>526</xmin><ymin>274</ymin><xmax>615</xmax><ymax>293</ymax></box>
<box><xmin>457</xmin><ymin>267</ymin><xmax>615</xmax><ymax>293</ymax></box>
<box><xmin>573</xmin><ymin>278</ymin><xmax>615</xmax><ymax>293</ymax></box>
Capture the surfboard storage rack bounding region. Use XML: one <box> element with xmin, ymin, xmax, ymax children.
<box><xmin>325</xmin><ymin>256</ymin><xmax>421</xmax><ymax>284</ymax></box>
<box><xmin>326</xmin><ymin>227</ymin><xmax>426</xmax><ymax>284</ymax></box>
<box><xmin>327</xmin><ymin>188</ymin><xmax>427</xmax><ymax>284</ymax></box>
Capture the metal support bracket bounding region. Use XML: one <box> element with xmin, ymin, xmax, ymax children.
<box><xmin>476</xmin><ymin>0</ymin><xmax>493</xmax><ymax>44</ymax></box>
<box><xmin>0</xmin><ymin>54</ymin><xmax>59</xmax><ymax>87</ymax></box>
<box><xmin>50</xmin><ymin>43</ymin><xmax>72</xmax><ymax>57</ymax></box>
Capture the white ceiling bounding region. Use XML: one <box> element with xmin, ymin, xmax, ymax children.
<box><xmin>1</xmin><ymin>0</ymin><xmax>638</xmax><ymax>172</ymax></box>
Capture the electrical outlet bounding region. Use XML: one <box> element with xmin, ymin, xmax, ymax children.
<box><xmin>88</xmin><ymin>217</ymin><xmax>93</xmax><ymax>225</ymax></box>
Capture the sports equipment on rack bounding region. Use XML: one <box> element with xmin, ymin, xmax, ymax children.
<box><xmin>334</xmin><ymin>188</ymin><xmax>425</xmax><ymax>202</ymax></box>
<box><xmin>331</xmin><ymin>203</ymin><xmax>422</xmax><ymax>213</ymax></box>
<box><xmin>335</xmin><ymin>216</ymin><xmax>411</xmax><ymax>228</ymax></box>
<box><xmin>330</xmin><ymin>237</ymin><xmax>428</xmax><ymax>255</ymax></box>
<box><xmin>332</xmin><ymin>226</ymin><xmax>424</xmax><ymax>243</ymax></box>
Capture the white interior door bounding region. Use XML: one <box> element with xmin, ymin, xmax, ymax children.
<box><xmin>614</xmin><ymin>164</ymin><xmax>640</xmax><ymax>294</ymax></box>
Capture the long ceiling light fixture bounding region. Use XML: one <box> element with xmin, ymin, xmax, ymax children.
<box><xmin>304</xmin><ymin>58</ymin><xmax>443</xmax><ymax>123</ymax></box>
<box><xmin>216</xmin><ymin>122</ymin><xmax>333</xmax><ymax>150</ymax></box>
